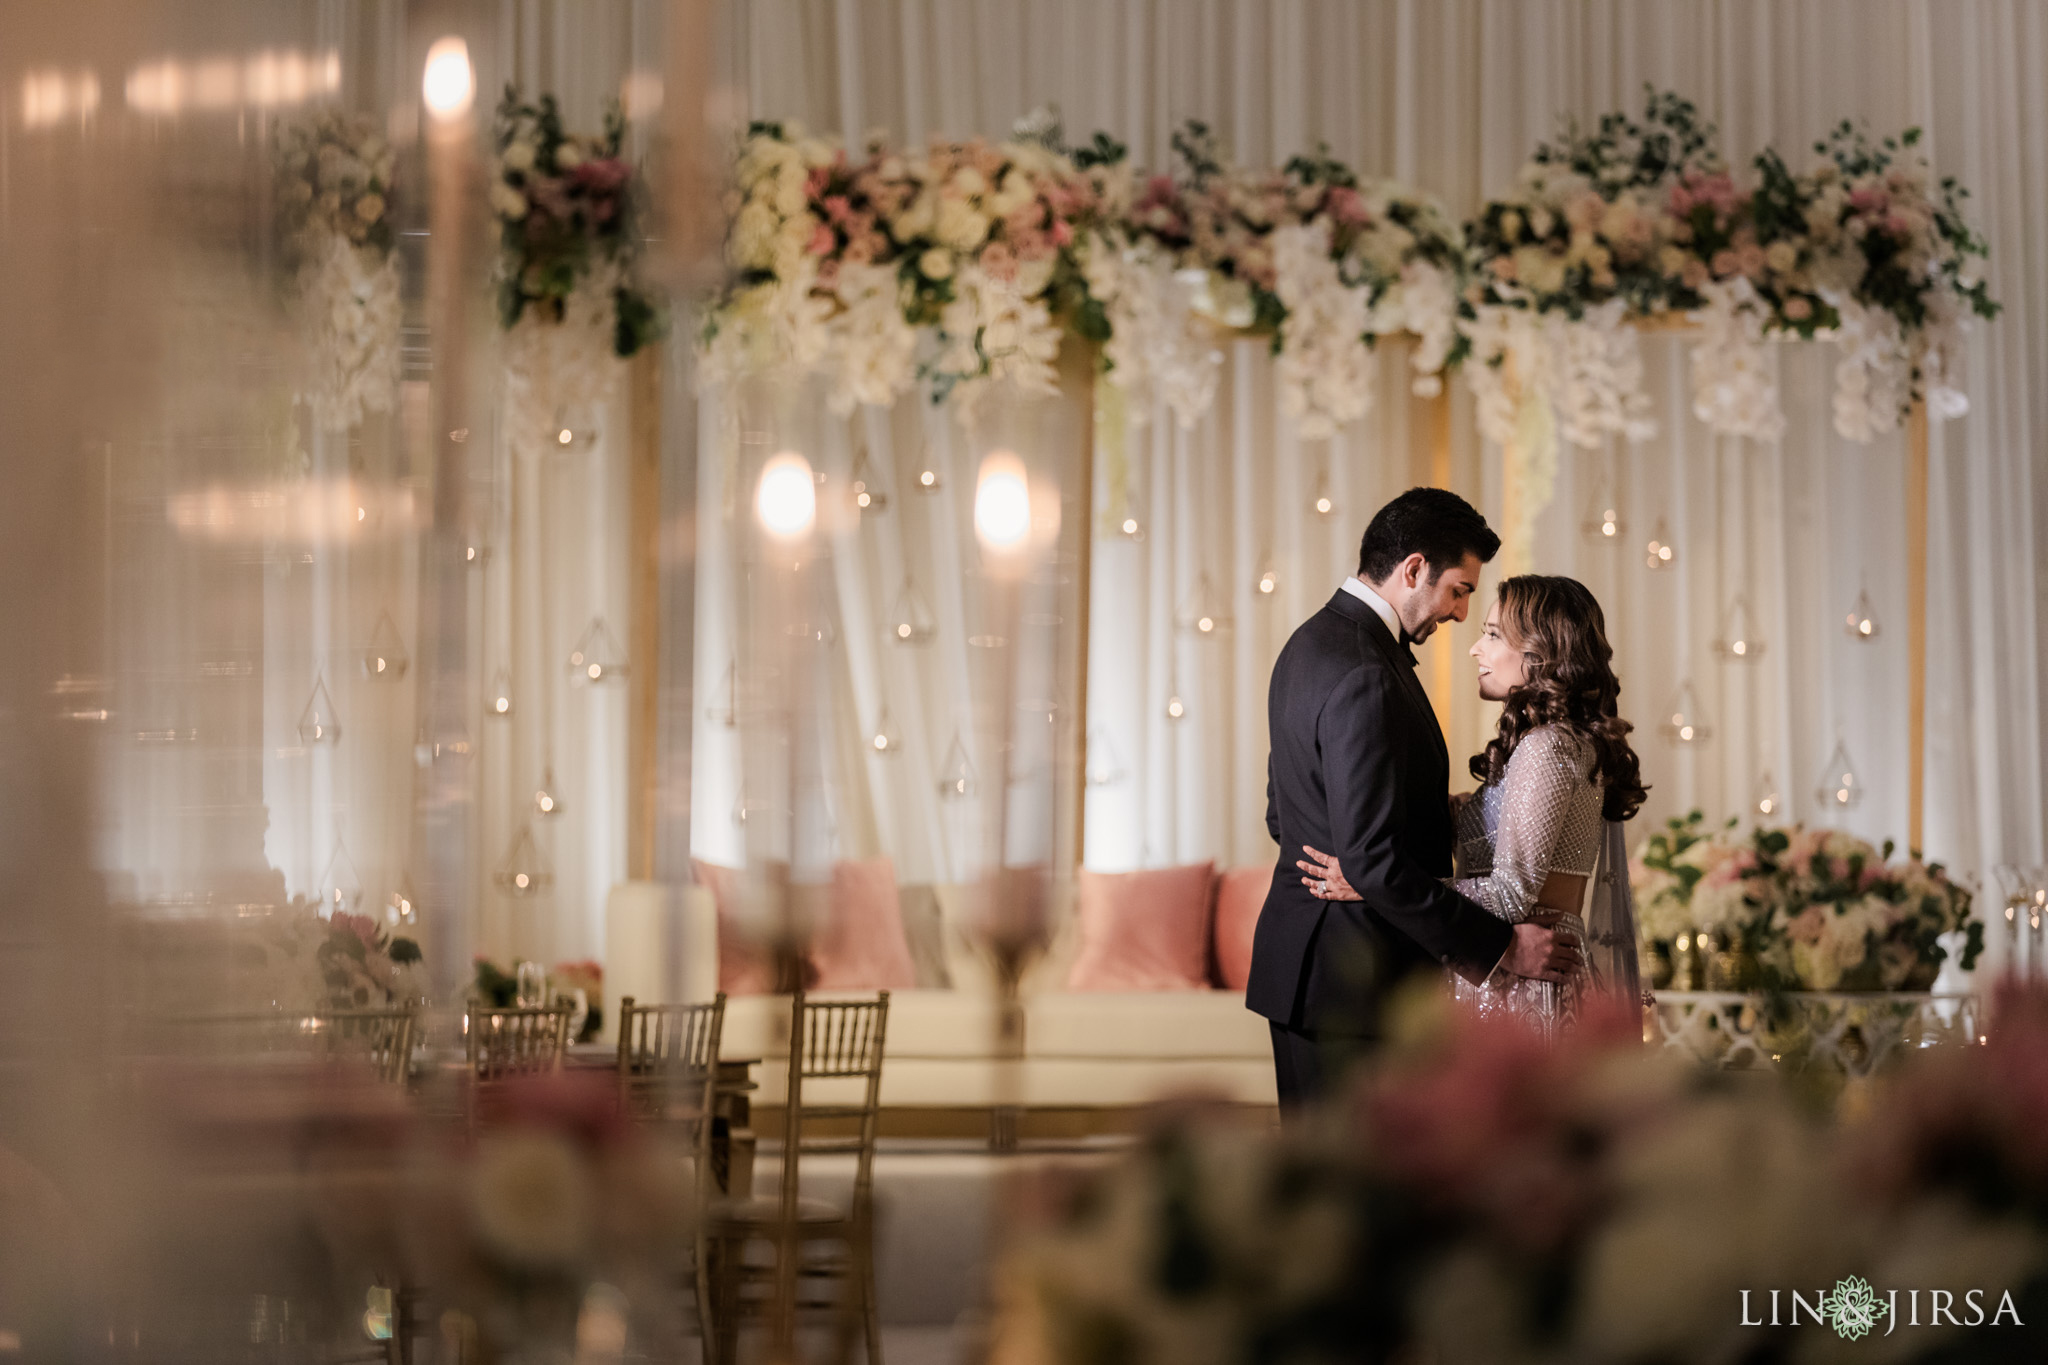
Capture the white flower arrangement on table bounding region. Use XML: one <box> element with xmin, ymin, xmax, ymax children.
<box><xmin>274</xmin><ymin>112</ymin><xmax>402</xmax><ymax>433</ymax></box>
<box><xmin>1631</xmin><ymin>810</ymin><xmax>1984</xmax><ymax>995</ymax></box>
<box><xmin>1004</xmin><ymin>985</ymin><xmax>2048</xmax><ymax>1364</ymax></box>
<box><xmin>492</xmin><ymin>88</ymin><xmax>664</xmax><ymax>442</ymax></box>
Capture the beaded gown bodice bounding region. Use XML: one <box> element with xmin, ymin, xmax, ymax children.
<box><xmin>1448</xmin><ymin>724</ymin><xmax>1605</xmax><ymax>1034</ymax></box>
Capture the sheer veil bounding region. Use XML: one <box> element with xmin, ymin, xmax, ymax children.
<box><xmin>1586</xmin><ymin>819</ymin><xmax>1644</xmax><ymax>1008</ymax></box>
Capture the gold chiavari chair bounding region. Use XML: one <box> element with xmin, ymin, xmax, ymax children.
<box><xmin>707</xmin><ymin>990</ymin><xmax>890</xmax><ymax>1365</ymax></box>
<box><xmin>616</xmin><ymin>993</ymin><xmax>728</xmax><ymax>1345</ymax></box>
<box><xmin>312</xmin><ymin>1007</ymin><xmax>417</xmax><ymax>1086</ymax></box>
<box><xmin>464</xmin><ymin>1003</ymin><xmax>572</xmax><ymax>1081</ymax></box>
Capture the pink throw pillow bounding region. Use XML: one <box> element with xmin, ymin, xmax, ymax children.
<box><xmin>1212</xmin><ymin>865</ymin><xmax>1273</xmax><ymax>991</ymax></box>
<box><xmin>1067</xmin><ymin>863</ymin><xmax>1217</xmax><ymax>991</ymax></box>
<box><xmin>810</xmin><ymin>856</ymin><xmax>917</xmax><ymax>990</ymax></box>
<box><xmin>691</xmin><ymin>860</ymin><xmax>778</xmax><ymax>995</ymax></box>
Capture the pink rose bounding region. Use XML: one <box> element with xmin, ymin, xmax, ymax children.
<box><xmin>572</xmin><ymin>158</ymin><xmax>632</xmax><ymax>196</ymax></box>
<box><xmin>806</xmin><ymin>223</ymin><xmax>836</xmax><ymax>256</ymax></box>
<box><xmin>822</xmin><ymin>194</ymin><xmax>852</xmax><ymax>223</ymax></box>
<box><xmin>1050</xmin><ymin>218</ymin><xmax>1073</xmax><ymax>248</ymax></box>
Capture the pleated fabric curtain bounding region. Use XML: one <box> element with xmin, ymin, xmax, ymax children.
<box><xmin>704</xmin><ymin>0</ymin><xmax>2047</xmax><ymax>919</ymax></box>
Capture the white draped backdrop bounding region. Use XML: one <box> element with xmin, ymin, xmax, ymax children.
<box><xmin>85</xmin><ymin>1</ymin><xmax>2047</xmax><ymax>973</ymax></box>
<box><xmin>705</xmin><ymin>0</ymin><xmax>2048</xmax><ymax>935</ymax></box>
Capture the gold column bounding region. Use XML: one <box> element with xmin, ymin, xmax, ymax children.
<box><xmin>1425</xmin><ymin>384</ymin><xmax>1456</xmax><ymax>732</ymax></box>
<box><xmin>1907</xmin><ymin>401</ymin><xmax>1928</xmax><ymax>852</ymax></box>
<box><xmin>626</xmin><ymin>346</ymin><xmax>663</xmax><ymax>880</ymax></box>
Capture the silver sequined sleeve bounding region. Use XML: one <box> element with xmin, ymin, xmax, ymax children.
<box><xmin>1450</xmin><ymin>726</ymin><xmax>1598</xmax><ymax>923</ymax></box>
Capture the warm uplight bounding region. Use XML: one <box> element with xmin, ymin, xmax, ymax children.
<box><xmin>21</xmin><ymin>70</ymin><xmax>100</xmax><ymax>128</ymax></box>
<box><xmin>973</xmin><ymin>452</ymin><xmax>1031</xmax><ymax>551</ymax></box>
<box><xmin>126</xmin><ymin>50</ymin><xmax>338</xmax><ymax>114</ymax></box>
<box><xmin>755</xmin><ymin>452</ymin><xmax>817</xmax><ymax>539</ymax></box>
<box><xmin>421</xmin><ymin>37</ymin><xmax>474</xmax><ymax>120</ymax></box>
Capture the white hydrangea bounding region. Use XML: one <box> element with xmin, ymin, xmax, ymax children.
<box><xmin>1688</xmin><ymin>276</ymin><xmax>1785</xmax><ymax>442</ymax></box>
<box><xmin>1271</xmin><ymin>220</ymin><xmax>1375</xmax><ymax>440</ymax></box>
<box><xmin>820</xmin><ymin>262</ymin><xmax>917</xmax><ymax>413</ymax></box>
<box><xmin>295</xmin><ymin>231</ymin><xmax>401</xmax><ymax>432</ymax></box>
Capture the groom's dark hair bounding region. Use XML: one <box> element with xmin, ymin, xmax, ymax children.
<box><xmin>1358</xmin><ymin>488</ymin><xmax>1500</xmax><ymax>583</ymax></box>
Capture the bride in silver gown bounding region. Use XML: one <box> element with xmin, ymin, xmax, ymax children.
<box><xmin>1302</xmin><ymin>575</ymin><xmax>1648</xmax><ymax>1037</ymax></box>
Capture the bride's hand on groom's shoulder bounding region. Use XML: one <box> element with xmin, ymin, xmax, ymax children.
<box><xmin>1297</xmin><ymin>846</ymin><xmax>1362</xmax><ymax>901</ymax></box>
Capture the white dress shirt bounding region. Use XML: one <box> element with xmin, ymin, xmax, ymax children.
<box><xmin>1340</xmin><ymin>576</ymin><xmax>1402</xmax><ymax>640</ymax></box>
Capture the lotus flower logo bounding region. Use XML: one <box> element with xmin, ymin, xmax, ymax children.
<box><xmin>1820</xmin><ymin>1275</ymin><xmax>1889</xmax><ymax>1341</ymax></box>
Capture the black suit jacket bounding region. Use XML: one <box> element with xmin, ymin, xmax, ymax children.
<box><xmin>1245</xmin><ymin>589</ymin><xmax>1513</xmax><ymax>1035</ymax></box>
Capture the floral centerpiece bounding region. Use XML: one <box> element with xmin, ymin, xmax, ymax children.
<box><xmin>473</xmin><ymin>956</ymin><xmax>602</xmax><ymax>1042</ymax></box>
<box><xmin>238</xmin><ymin>899</ymin><xmax>423</xmax><ymax>1013</ymax></box>
<box><xmin>1631</xmin><ymin>810</ymin><xmax>1984</xmax><ymax>993</ymax></box>
<box><xmin>492</xmin><ymin>87</ymin><xmax>663</xmax><ymax>442</ymax></box>
<box><xmin>1003</xmin><ymin>987</ymin><xmax>2048</xmax><ymax>1364</ymax></box>
<box><xmin>399</xmin><ymin>1072</ymin><xmax>689</xmax><ymax>1362</ymax></box>
<box><xmin>274</xmin><ymin>112</ymin><xmax>402</xmax><ymax>432</ymax></box>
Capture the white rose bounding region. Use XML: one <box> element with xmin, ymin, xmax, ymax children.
<box><xmin>502</xmin><ymin>139</ymin><xmax>537</xmax><ymax>173</ymax></box>
<box><xmin>553</xmin><ymin>139</ymin><xmax>585</xmax><ymax>170</ymax></box>
<box><xmin>936</xmin><ymin>198</ymin><xmax>990</xmax><ymax>252</ymax></box>
<box><xmin>919</xmin><ymin>248</ymin><xmax>954</xmax><ymax>280</ymax></box>
<box><xmin>489</xmin><ymin>181</ymin><xmax>529</xmax><ymax>221</ymax></box>
<box><xmin>950</xmin><ymin>166</ymin><xmax>988</xmax><ymax>197</ymax></box>
<box><xmin>469</xmin><ymin>1131</ymin><xmax>594</xmax><ymax>1270</ymax></box>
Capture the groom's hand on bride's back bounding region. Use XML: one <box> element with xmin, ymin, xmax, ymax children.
<box><xmin>1504</xmin><ymin>911</ymin><xmax>1583</xmax><ymax>982</ymax></box>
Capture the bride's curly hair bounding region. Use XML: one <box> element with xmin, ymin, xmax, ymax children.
<box><xmin>1469</xmin><ymin>575</ymin><xmax>1648</xmax><ymax>822</ymax></box>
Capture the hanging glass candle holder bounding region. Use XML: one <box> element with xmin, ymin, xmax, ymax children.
<box><xmin>360</xmin><ymin>610</ymin><xmax>409</xmax><ymax>682</ymax></box>
<box><xmin>1310</xmin><ymin>468</ymin><xmax>1337</xmax><ymax>520</ymax></box>
<box><xmin>486</xmin><ymin>667</ymin><xmax>514</xmax><ymax>718</ymax></box>
<box><xmin>1753</xmin><ymin>770</ymin><xmax>1782</xmax><ymax>820</ymax></box>
<box><xmin>936</xmin><ymin>731</ymin><xmax>976</xmax><ymax>800</ymax></box>
<box><xmin>1815</xmin><ymin>741</ymin><xmax>1863</xmax><ymax>811</ymax></box>
<box><xmin>534</xmin><ymin>766</ymin><xmax>563</xmax><ymax>818</ymax></box>
<box><xmin>415</xmin><ymin>719</ymin><xmax>472</xmax><ymax>767</ymax></box>
<box><xmin>1644</xmin><ymin>517</ymin><xmax>1677</xmax><ymax>570</ymax></box>
<box><xmin>494</xmin><ymin>826</ymin><xmax>553</xmax><ymax>896</ymax></box>
<box><xmin>850</xmin><ymin>443</ymin><xmax>889</xmax><ymax>514</ymax></box>
<box><xmin>1085</xmin><ymin>728</ymin><xmax>1127</xmax><ymax>787</ymax></box>
<box><xmin>868</xmin><ymin>706</ymin><xmax>902</xmax><ymax>757</ymax></box>
<box><xmin>1580</xmin><ymin>471</ymin><xmax>1625</xmax><ymax>542</ymax></box>
<box><xmin>317</xmin><ymin>839</ymin><xmax>362</xmax><ymax>916</ymax></box>
<box><xmin>887</xmin><ymin>580</ymin><xmax>937</xmax><ymax>646</ymax></box>
<box><xmin>1176</xmin><ymin>573</ymin><xmax>1232</xmax><ymax>636</ymax></box>
<box><xmin>1255</xmin><ymin>554</ymin><xmax>1279</xmax><ymax>597</ymax></box>
<box><xmin>1109</xmin><ymin>483</ymin><xmax>1145</xmax><ymax>541</ymax></box>
<box><xmin>1165</xmin><ymin>691</ymin><xmax>1187</xmax><ymax>721</ymax></box>
<box><xmin>1844</xmin><ymin>587</ymin><xmax>1880</xmax><ymax>641</ymax></box>
<box><xmin>463</xmin><ymin>524</ymin><xmax>491</xmax><ymax>569</ymax></box>
<box><xmin>911</xmin><ymin>447</ymin><xmax>943</xmax><ymax>494</ymax></box>
<box><xmin>1659</xmin><ymin>681</ymin><xmax>1711</xmax><ymax>746</ymax></box>
<box><xmin>385</xmin><ymin>874</ymin><xmax>418</xmax><ymax>926</ymax></box>
<box><xmin>297</xmin><ymin>675</ymin><xmax>341</xmax><ymax>746</ymax></box>
<box><xmin>1712</xmin><ymin>595</ymin><xmax>1765</xmax><ymax>662</ymax></box>
<box><xmin>568</xmin><ymin>617</ymin><xmax>629</xmax><ymax>684</ymax></box>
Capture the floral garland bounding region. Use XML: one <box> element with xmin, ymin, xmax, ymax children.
<box><xmin>697</xmin><ymin>95</ymin><xmax>1998</xmax><ymax>466</ymax></box>
<box><xmin>1630</xmin><ymin>811</ymin><xmax>1984</xmax><ymax>994</ymax></box>
<box><xmin>700</xmin><ymin>119</ymin><xmax>1118</xmax><ymax>418</ymax></box>
<box><xmin>275</xmin><ymin>113</ymin><xmax>402</xmax><ymax>433</ymax></box>
<box><xmin>492</xmin><ymin>88</ymin><xmax>663</xmax><ymax>442</ymax></box>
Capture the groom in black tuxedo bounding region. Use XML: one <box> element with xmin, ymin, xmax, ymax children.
<box><xmin>1247</xmin><ymin>488</ymin><xmax>1580</xmax><ymax>1110</ymax></box>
